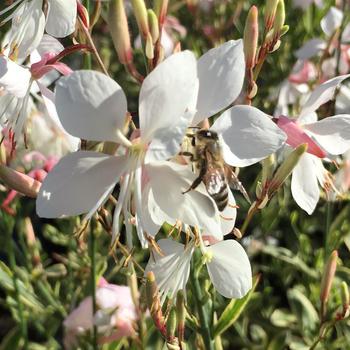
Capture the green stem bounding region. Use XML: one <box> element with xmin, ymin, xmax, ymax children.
<box><xmin>191</xmin><ymin>264</ymin><xmax>214</xmax><ymax>350</ymax></box>
<box><xmin>6</xmin><ymin>226</ymin><xmax>28</xmax><ymax>349</ymax></box>
<box><xmin>325</xmin><ymin>201</ymin><xmax>333</xmax><ymax>255</ymax></box>
<box><xmin>240</xmin><ymin>204</ymin><xmax>258</xmax><ymax>236</ymax></box>
<box><xmin>89</xmin><ymin>218</ymin><xmax>98</xmax><ymax>350</ymax></box>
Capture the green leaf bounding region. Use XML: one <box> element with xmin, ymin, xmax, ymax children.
<box><xmin>213</xmin><ymin>275</ymin><xmax>260</xmax><ymax>337</ymax></box>
<box><xmin>287</xmin><ymin>288</ymin><xmax>318</xmax><ymax>335</ymax></box>
<box><xmin>270</xmin><ymin>309</ymin><xmax>297</xmax><ymax>328</ymax></box>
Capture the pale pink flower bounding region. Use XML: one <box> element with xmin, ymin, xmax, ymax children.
<box><xmin>64</xmin><ymin>280</ymin><xmax>137</xmax><ymax>349</ymax></box>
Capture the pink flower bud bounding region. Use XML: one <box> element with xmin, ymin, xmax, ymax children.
<box><xmin>0</xmin><ymin>165</ymin><xmax>41</xmax><ymax>198</ymax></box>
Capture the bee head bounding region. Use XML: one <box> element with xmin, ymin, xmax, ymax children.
<box><xmin>196</xmin><ymin>129</ymin><xmax>219</xmax><ymax>141</ymax></box>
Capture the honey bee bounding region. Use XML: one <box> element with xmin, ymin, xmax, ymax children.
<box><xmin>181</xmin><ymin>128</ymin><xmax>250</xmax><ymax>211</ymax></box>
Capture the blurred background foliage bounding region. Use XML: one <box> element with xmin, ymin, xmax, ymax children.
<box><xmin>0</xmin><ymin>0</ymin><xmax>349</xmax><ymax>349</ymax></box>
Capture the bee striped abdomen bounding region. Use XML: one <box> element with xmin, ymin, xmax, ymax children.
<box><xmin>204</xmin><ymin>169</ymin><xmax>228</xmax><ymax>211</ymax></box>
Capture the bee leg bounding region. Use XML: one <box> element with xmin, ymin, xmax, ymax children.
<box><xmin>182</xmin><ymin>171</ymin><xmax>205</xmax><ymax>194</ymax></box>
<box><xmin>179</xmin><ymin>151</ymin><xmax>194</xmax><ymax>160</ymax></box>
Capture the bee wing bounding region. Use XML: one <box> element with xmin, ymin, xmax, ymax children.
<box><xmin>225</xmin><ymin>166</ymin><xmax>251</xmax><ymax>204</ymax></box>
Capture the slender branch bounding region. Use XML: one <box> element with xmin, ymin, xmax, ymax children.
<box><xmin>78</xmin><ymin>16</ymin><xmax>109</xmax><ymax>76</ymax></box>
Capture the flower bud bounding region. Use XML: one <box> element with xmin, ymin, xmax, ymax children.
<box><xmin>261</xmin><ymin>154</ymin><xmax>276</xmax><ymax>188</ymax></box>
<box><xmin>0</xmin><ymin>142</ymin><xmax>6</xmax><ymax>165</ymax></box>
<box><xmin>131</xmin><ymin>0</ymin><xmax>149</xmax><ymax>39</ymax></box>
<box><xmin>146</xmin><ymin>271</ymin><xmax>167</xmax><ymax>337</ymax></box>
<box><xmin>154</xmin><ymin>0</ymin><xmax>169</xmax><ymax>26</ymax></box>
<box><xmin>0</xmin><ymin>165</ymin><xmax>41</xmax><ymax>198</ymax></box>
<box><xmin>108</xmin><ymin>0</ymin><xmax>133</xmax><ymax>65</ymax></box>
<box><xmin>167</xmin><ymin>308</ymin><xmax>177</xmax><ymax>340</ymax></box>
<box><xmin>148</xmin><ymin>9</ymin><xmax>160</xmax><ymax>44</ymax></box>
<box><xmin>320</xmin><ymin>250</ymin><xmax>338</xmax><ymax>305</ymax></box>
<box><xmin>268</xmin><ymin>143</ymin><xmax>307</xmax><ymax>195</ymax></box>
<box><xmin>272</xmin><ymin>0</ymin><xmax>285</xmax><ymax>38</ymax></box>
<box><xmin>264</xmin><ymin>0</ymin><xmax>279</xmax><ymax>31</ymax></box>
<box><xmin>145</xmin><ymin>32</ymin><xmax>154</xmax><ymax>59</ymax></box>
<box><xmin>340</xmin><ymin>281</ymin><xmax>350</xmax><ymax>317</ymax></box>
<box><xmin>176</xmin><ymin>290</ymin><xmax>186</xmax><ymax>343</ymax></box>
<box><xmin>77</xmin><ymin>1</ymin><xmax>90</xmax><ymax>29</ymax></box>
<box><xmin>243</xmin><ymin>6</ymin><xmax>259</xmax><ymax>69</ymax></box>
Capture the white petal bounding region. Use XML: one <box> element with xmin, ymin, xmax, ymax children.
<box><xmin>145</xmin><ymin>239</ymin><xmax>194</xmax><ymax>300</ymax></box>
<box><xmin>206</xmin><ymin>240</ymin><xmax>252</xmax><ymax>299</ymax></box>
<box><xmin>291</xmin><ymin>153</ymin><xmax>320</xmax><ymax>215</ymax></box>
<box><xmin>193</xmin><ymin>40</ymin><xmax>245</xmax><ymax>125</ymax></box>
<box><xmin>0</xmin><ymin>56</ymin><xmax>31</xmax><ymax>98</ymax></box>
<box><xmin>301</xmin><ymin>74</ymin><xmax>350</xmax><ymax>117</ymax></box>
<box><xmin>141</xmin><ymin>182</ymin><xmax>169</xmax><ymax>237</ymax></box>
<box><xmin>303</xmin><ymin>115</ymin><xmax>350</xmax><ymax>155</ymax></box>
<box><xmin>321</xmin><ymin>7</ymin><xmax>343</xmax><ymax>37</ymax></box>
<box><xmin>295</xmin><ymin>39</ymin><xmax>326</xmax><ymax>60</ymax></box>
<box><xmin>46</xmin><ymin>0</ymin><xmax>77</xmax><ymax>37</ymax></box>
<box><xmin>144</xmin><ymin>109</ymin><xmax>193</xmax><ymax>163</ymax></box>
<box><xmin>37</xmin><ymin>152</ymin><xmax>126</xmax><ymax>218</ymax></box>
<box><xmin>298</xmin><ymin>112</ymin><xmax>317</xmax><ymax>125</ymax></box>
<box><xmin>335</xmin><ymin>84</ymin><xmax>350</xmax><ymax>114</ymax></box>
<box><xmin>203</xmin><ymin>189</ymin><xmax>236</xmax><ymax>237</ymax></box>
<box><xmin>139</xmin><ymin>51</ymin><xmax>198</xmax><ymax>143</ymax></box>
<box><xmin>7</xmin><ymin>0</ymin><xmax>45</xmax><ymax>60</ymax></box>
<box><xmin>55</xmin><ymin>70</ymin><xmax>128</xmax><ymax>142</ymax></box>
<box><xmin>146</xmin><ymin>161</ymin><xmax>222</xmax><ymax>238</ymax></box>
<box><xmin>212</xmin><ymin>105</ymin><xmax>287</xmax><ymax>167</ymax></box>
<box><xmin>30</xmin><ymin>34</ymin><xmax>64</xmax><ymax>64</ymax></box>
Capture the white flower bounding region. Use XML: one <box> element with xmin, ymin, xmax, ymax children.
<box><xmin>1</xmin><ymin>0</ymin><xmax>77</xmax><ymax>61</ymax></box>
<box><xmin>0</xmin><ymin>35</ymin><xmax>71</xmax><ymax>141</ymax></box>
<box><xmin>191</xmin><ymin>40</ymin><xmax>287</xmax><ymax>168</ymax></box>
<box><xmin>145</xmin><ymin>237</ymin><xmax>252</xmax><ymax>301</ymax></box>
<box><xmin>36</xmin><ymin>51</ymin><xmax>222</xmax><ymax>246</ymax></box>
<box><xmin>276</xmin><ymin>74</ymin><xmax>350</xmax><ymax>214</ymax></box>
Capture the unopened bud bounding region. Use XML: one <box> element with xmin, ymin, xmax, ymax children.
<box><xmin>176</xmin><ymin>290</ymin><xmax>186</xmax><ymax>343</ymax></box>
<box><xmin>272</xmin><ymin>0</ymin><xmax>285</xmax><ymax>38</ymax></box>
<box><xmin>0</xmin><ymin>165</ymin><xmax>41</xmax><ymax>198</ymax></box>
<box><xmin>320</xmin><ymin>250</ymin><xmax>338</xmax><ymax>303</ymax></box>
<box><xmin>77</xmin><ymin>2</ymin><xmax>90</xmax><ymax>29</ymax></box>
<box><xmin>0</xmin><ymin>142</ymin><xmax>6</xmax><ymax>165</ymax></box>
<box><xmin>264</xmin><ymin>0</ymin><xmax>279</xmax><ymax>31</ymax></box>
<box><xmin>146</xmin><ymin>271</ymin><xmax>167</xmax><ymax>337</ymax></box>
<box><xmin>320</xmin><ymin>250</ymin><xmax>338</xmax><ymax>319</ymax></box>
<box><xmin>247</xmin><ymin>81</ymin><xmax>258</xmax><ymax>98</ymax></box>
<box><xmin>257</xmin><ymin>193</ymin><xmax>269</xmax><ymax>209</ymax></box>
<box><xmin>269</xmin><ymin>40</ymin><xmax>281</xmax><ymax>53</ymax></box>
<box><xmin>243</xmin><ymin>6</ymin><xmax>259</xmax><ymax>69</ymax></box>
<box><xmin>154</xmin><ymin>0</ymin><xmax>169</xmax><ymax>26</ymax></box>
<box><xmin>145</xmin><ymin>32</ymin><xmax>154</xmax><ymax>59</ymax></box>
<box><xmin>131</xmin><ymin>0</ymin><xmax>149</xmax><ymax>39</ymax></box>
<box><xmin>108</xmin><ymin>0</ymin><xmax>133</xmax><ymax>65</ymax></box>
<box><xmin>148</xmin><ymin>10</ymin><xmax>160</xmax><ymax>43</ymax></box>
<box><xmin>233</xmin><ymin>227</ymin><xmax>243</xmax><ymax>239</ymax></box>
<box><xmin>261</xmin><ymin>154</ymin><xmax>276</xmax><ymax>187</ymax></box>
<box><xmin>280</xmin><ymin>24</ymin><xmax>289</xmax><ymax>36</ymax></box>
<box><xmin>268</xmin><ymin>144</ymin><xmax>307</xmax><ymax>195</ymax></box>
<box><xmin>167</xmin><ymin>308</ymin><xmax>177</xmax><ymax>339</ymax></box>
<box><xmin>341</xmin><ymin>281</ymin><xmax>350</xmax><ymax>314</ymax></box>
